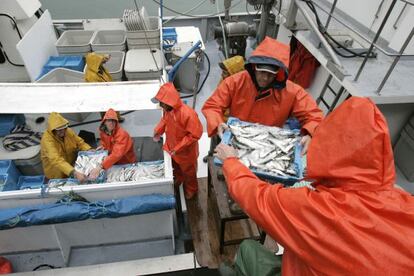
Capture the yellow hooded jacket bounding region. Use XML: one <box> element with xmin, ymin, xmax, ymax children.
<box><xmin>84</xmin><ymin>52</ymin><xmax>113</xmax><ymax>82</ymax></box>
<box><xmin>40</xmin><ymin>112</ymin><xmax>91</xmax><ymax>179</ymax></box>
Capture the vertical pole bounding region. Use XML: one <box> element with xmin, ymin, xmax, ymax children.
<box><xmin>354</xmin><ymin>0</ymin><xmax>398</xmax><ymax>81</ymax></box>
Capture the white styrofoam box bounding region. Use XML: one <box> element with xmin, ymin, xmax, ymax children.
<box><xmin>36</xmin><ymin>68</ymin><xmax>85</xmax><ymax>83</ymax></box>
<box><xmin>85</xmin><ymin>51</ymin><xmax>125</xmax><ymax>81</ymax></box>
<box><xmin>2</xmin><ymin>0</ymin><xmax>41</xmax><ymax>20</ymax></box>
<box><xmin>124</xmin><ymin>49</ymin><xmax>162</xmax><ymax>80</ymax></box>
<box><xmin>56</xmin><ymin>30</ymin><xmax>95</xmax><ymax>55</ymax></box>
<box><xmin>91</xmin><ymin>30</ymin><xmax>126</xmax><ymax>52</ymax></box>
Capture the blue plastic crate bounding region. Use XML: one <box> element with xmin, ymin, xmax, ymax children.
<box><xmin>0</xmin><ymin>160</ymin><xmax>21</xmax><ymax>190</ymax></box>
<box><xmin>162</xmin><ymin>27</ymin><xmax>177</xmax><ymax>49</ymax></box>
<box><xmin>38</xmin><ymin>55</ymin><xmax>85</xmax><ymax>79</ymax></box>
<box><xmin>18</xmin><ymin>175</ymin><xmax>45</xmax><ymax>190</ymax></box>
<box><xmin>0</xmin><ymin>114</ymin><xmax>25</xmax><ymax>136</ymax></box>
<box><xmin>214</xmin><ymin>117</ymin><xmax>303</xmax><ymax>185</ymax></box>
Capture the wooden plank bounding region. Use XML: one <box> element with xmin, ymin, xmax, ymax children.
<box><xmin>187</xmin><ymin>159</ymin><xmax>267</xmax><ymax>268</ymax></box>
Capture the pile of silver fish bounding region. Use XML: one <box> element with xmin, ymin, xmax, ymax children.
<box><xmin>74</xmin><ymin>151</ymin><xmax>107</xmax><ymax>177</ymax></box>
<box><xmin>48</xmin><ymin>179</ymin><xmax>79</xmax><ymax>188</ymax></box>
<box><xmin>229</xmin><ymin>123</ymin><xmax>300</xmax><ymax>177</ymax></box>
<box><xmin>106</xmin><ymin>162</ymin><xmax>164</xmax><ymax>183</ymax></box>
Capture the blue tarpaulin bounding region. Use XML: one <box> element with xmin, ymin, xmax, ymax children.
<box><xmin>0</xmin><ymin>194</ymin><xmax>175</xmax><ymax>230</ymax></box>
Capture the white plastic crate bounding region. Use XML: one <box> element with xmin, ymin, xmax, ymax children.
<box><xmin>56</xmin><ymin>30</ymin><xmax>95</xmax><ymax>55</ymax></box>
<box><xmin>124</xmin><ymin>49</ymin><xmax>162</xmax><ymax>80</ymax></box>
<box><xmin>85</xmin><ymin>51</ymin><xmax>125</xmax><ymax>81</ymax></box>
<box><xmin>125</xmin><ymin>17</ymin><xmax>160</xmax><ymax>38</ymax></box>
<box><xmin>36</xmin><ymin>68</ymin><xmax>84</xmax><ymax>83</ymax></box>
<box><xmin>126</xmin><ymin>17</ymin><xmax>160</xmax><ymax>49</ymax></box>
<box><xmin>91</xmin><ymin>30</ymin><xmax>126</xmax><ymax>52</ymax></box>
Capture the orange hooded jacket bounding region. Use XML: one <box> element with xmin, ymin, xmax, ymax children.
<box><xmin>202</xmin><ymin>37</ymin><xmax>323</xmax><ymax>137</ymax></box>
<box><xmin>154</xmin><ymin>83</ymin><xmax>203</xmax><ymax>164</ymax></box>
<box><xmin>222</xmin><ymin>97</ymin><xmax>414</xmax><ymax>275</ymax></box>
<box><xmin>99</xmin><ymin>109</ymin><xmax>136</xmax><ymax>170</ymax></box>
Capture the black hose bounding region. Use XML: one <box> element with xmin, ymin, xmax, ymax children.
<box><xmin>302</xmin><ymin>0</ymin><xmax>371</xmax><ymax>58</ymax></box>
<box><xmin>0</xmin><ymin>43</ymin><xmax>24</xmax><ymax>67</ymax></box>
<box><xmin>0</xmin><ymin>13</ymin><xmax>23</xmax><ymax>39</ymax></box>
<box><xmin>180</xmin><ymin>51</ymin><xmax>211</xmax><ymax>99</ymax></box>
<box><xmin>0</xmin><ymin>14</ymin><xmax>25</xmax><ymax>66</ymax></box>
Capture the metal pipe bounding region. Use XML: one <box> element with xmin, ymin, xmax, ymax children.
<box><xmin>160</xmin><ymin>0</ymin><xmax>163</xmax><ymax>22</ymax></box>
<box><xmin>393</xmin><ymin>3</ymin><xmax>408</xmax><ymax>29</ymax></box>
<box><xmin>376</xmin><ymin>27</ymin><xmax>414</xmax><ymax>94</ymax></box>
<box><xmin>295</xmin><ymin>0</ymin><xmax>342</xmax><ymax>67</ymax></box>
<box><xmin>257</xmin><ymin>2</ymin><xmax>272</xmax><ymax>43</ymax></box>
<box><xmin>354</xmin><ymin>0</ymin><xmax>398</xmax><ymax>81</ymax></box>
<box><xmin>168</xmin><ymin>40</ymin><xmax>202</xmax><ymax>82</ymax></box>
<box><xmin>324</xmin><ymin>0</ymin><xmax>338</xmax><ymax>30</ymax></box>
<box><xmin>311</xmin><ymin>1</ymin><xmax>414</xmax><ymax>57</ymax></box>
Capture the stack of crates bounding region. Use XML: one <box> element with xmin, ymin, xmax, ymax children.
<box><xmin>394</xmin><ymin>115</ymin><xmax>414</xmax><ymax>181</ymax></box>
<box><xmin>126</xmin><ymin>17</ymin><xmax>161</xmax><ymax>49</ymax></box>
<box><xmin>0</xmin><ymin>160</ymin><xmax>21</xmax><ymax>191</ymax></box>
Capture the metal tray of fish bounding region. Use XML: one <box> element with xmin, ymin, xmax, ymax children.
<box><xmin>106</xmin><ymin>160</ymin><xmax>164</xmax><ymax>183</ymax></box>
<box><xmin>214</xmin><ymin>117</ymin><xmax>303</xmax><ymax>185</ymax></box>
<box><xmin>74</xmin><ymin>150</ymin><xmax>108</xmax><ymax>183</ymax></box>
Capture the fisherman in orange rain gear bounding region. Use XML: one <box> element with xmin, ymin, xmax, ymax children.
<box><xmin>215</xmin><ymin>97</ymin><xmax>414</xmax><ymax>275</ymax></box>
<box><xmin>152</xmin><ymin>83</ymin><xmax>203</xmax><ymax>200</ymax></box>
<box><xmin>202</xmin><ymin>37</ymin><xmax>323</xmax><ymax>155</ymax></box>
<box><xmin>89</xmin><ymin>108</ymin><xmax>136</xmax><ymax>180</ymax></box>
<box><xmin>204</xmin><ymin>55</ymin><xmax>246</xmax><ymax>163</ymax></box>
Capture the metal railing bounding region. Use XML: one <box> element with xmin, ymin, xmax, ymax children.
<box><xmin>309</xmin><ymin>0</ymin><xmax>414</xmax><ymax>94</ymax></box>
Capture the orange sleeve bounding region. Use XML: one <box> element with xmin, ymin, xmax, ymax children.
<box><xmin>154</xmin><ymin>115</ymin><xmax>167</xmax><ymax>136</ymax></box>
<box><xmin>202</xmin><ymin>79</ymin><xmax>233</xmax><ymax>137</ymax></box>
<box><xmin>172</xmin><ymin>111</ymin><xmax>203</xmax><ymax>154</ymax></box>
<box><xmin>102</xmin><ymin>132</ymin><xmax>130</xmax><ymax>169</ymax></box>
<box><xmin>291</xmin><ymin>86</ymin><xmax>324</xmax><ymax>136</ymax></box>
<box><xmin>222</xmin><ymin>157</ymin><xmax>337</xmax><ymax>260</ymax></box>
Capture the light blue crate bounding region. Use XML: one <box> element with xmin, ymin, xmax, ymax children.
<box><xmin>38</xmin><ymin>55</ymin><xmax>85</xmax><ymax>79</ymax></box>
<box><xmin>18</xmin><ymin>175</ymin><xmax>45</xmax><ymax>190</ymax></box>
<box><xmin>0</xmin><ymin>114</ymin><xmax>25</xmax><ymax>136</ymax></box>
<box><xmin>0</xmin><ymin>174</ymin><xmax>18</xmax><ymax>192</ymax></box>
<box><xmin>214</xmin><ymin>117</ymin><xmax>303</xmax><ymax>185</ymax></box>
<box><xmin>0</xmin><ymin>160</ymin><xmax>21</xmax><ymax>190</ymax></box>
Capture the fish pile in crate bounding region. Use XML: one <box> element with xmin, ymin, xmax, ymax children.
<box><xmin>74</xmin><ymin>150</ymin><xmax>108</xmax><ymax>183</ymax></box>
<box><xmin>106</xmin><ymin>161</ymin><xmax>164</xmax><ymax>183</ymax></box>
<box><xmin>229</xmin><ymin>122</ymin><xmax>300</xmax><ymax>178</ymax></box>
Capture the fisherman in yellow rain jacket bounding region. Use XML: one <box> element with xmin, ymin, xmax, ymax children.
<box><xmin>84</xmin><ymin>52</ymin><xmax>124</xmax><ymax>121</ymax></box>
<box><xmin>41</xmin><ymin>112</ymin><xmax>92</xmax><ymax>182</ymax></box>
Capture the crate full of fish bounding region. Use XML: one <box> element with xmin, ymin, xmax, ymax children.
<box><xmin>74</xmin><ymin>150</ymin><xmax>108</xmax><ymax>183</ymax></box>
<box><xmin>106</xmin><ymin>160</ymin><xmax>164</xmax><ymax>183</ymax></box>
<box><xmin>214</xmin><ymin>117</ymin><xmax>303</xmax><ymax>185</ymax></box>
